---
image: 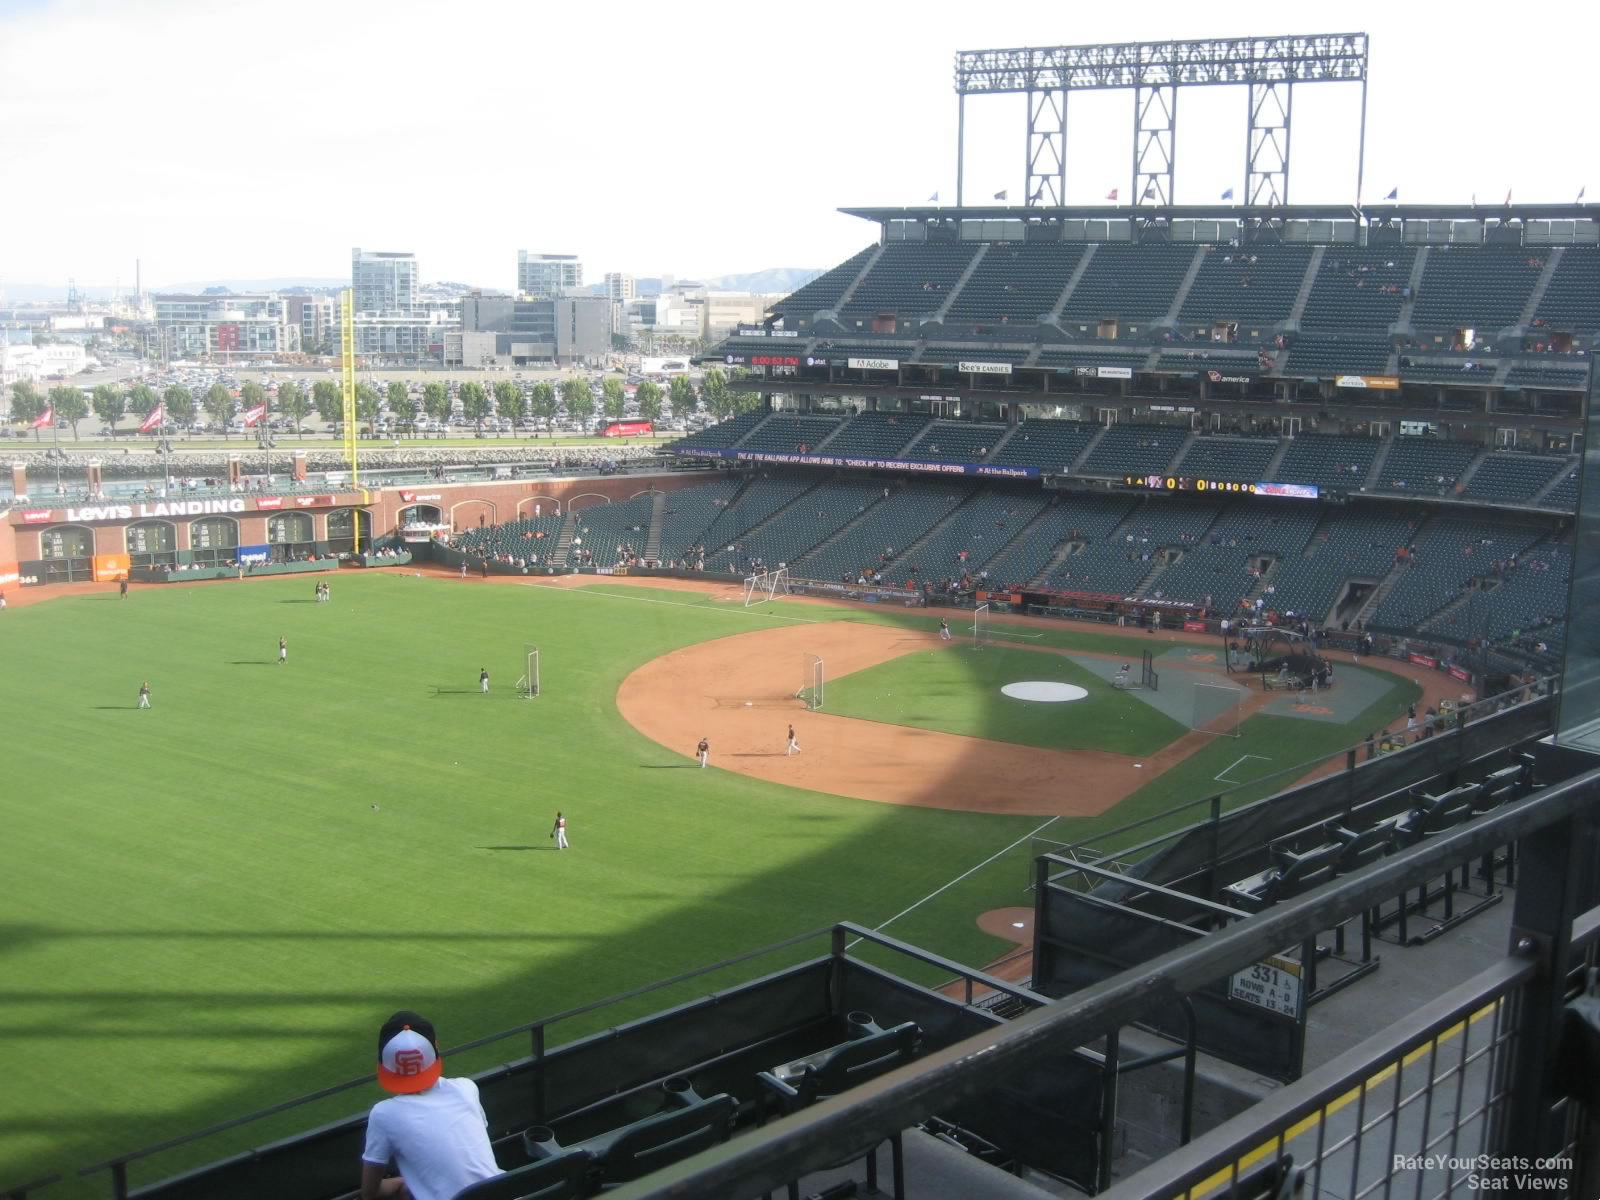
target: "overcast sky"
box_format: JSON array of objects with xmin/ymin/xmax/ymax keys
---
[{"xmin": 2, "ymin": 0, "xmax": 1596, "ymax": 292}]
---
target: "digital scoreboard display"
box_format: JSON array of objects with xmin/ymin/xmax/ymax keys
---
[{"xmin": 1122, "ymin": 475, "xmax": 1320, "ymax": 499}]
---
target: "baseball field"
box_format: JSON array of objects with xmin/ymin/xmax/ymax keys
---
[{"xmin": 0, "ymin": 572, "xmax": 1436, "ymax": 1195}]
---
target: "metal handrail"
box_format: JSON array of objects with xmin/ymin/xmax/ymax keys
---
[
  {"xmin": 75, "ymin": 915, "xmax": 1050, "ymax": 1190},
  {"xmin": 1100, "ymin": 901, "xmax": 1600, "ymax": 1199},
  {"xmin": 74, "ymin": 925, "xmax": 837, "ymax": 1182},
  {"xmin": 604, "ymin": 763, "xmax": 1600, "ymax": 1199}
]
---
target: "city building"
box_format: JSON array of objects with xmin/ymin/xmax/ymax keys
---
[
  {"xmin": 352, "ymin": 249, "xmax": 418, "ymax": 312},
  {"xmin": 151, "ymin": 294, "xmax": 301, "ymax": 361},
  {"xmin": 341, "ymin": 306, "xmax": 457, "ymax": 361},
  {"xmin": 605, "ymin": 272, "xmax": 636, "ymax": 303},
  {"xmin": 0, "ymin": 342, "xmax": 92, "ymax": 385},
  {"xmin": 517, "ymin": 252, "xmax": 582, "ymax": 299},
  {"xmin": 284, "ymin": 296, "xmax": 335, "ymax": 355},
  {"xmin": 450, "ymin": 294, "xmax": 609, "ymax": 366}
]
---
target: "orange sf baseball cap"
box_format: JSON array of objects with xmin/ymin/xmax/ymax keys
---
[{"xmin": 376, "ymin": 1011, "xmax": 442, "ymax": 1094}]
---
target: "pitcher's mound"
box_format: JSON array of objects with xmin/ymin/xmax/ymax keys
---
[{"xmin": 1001, "ymin": 681, "xmax": 1088, "ymax": 703}]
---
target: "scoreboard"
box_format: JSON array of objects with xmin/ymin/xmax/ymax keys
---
[{"xmin": 1122, "ymin": 475, "xmax": 1320, "ymax": 499}]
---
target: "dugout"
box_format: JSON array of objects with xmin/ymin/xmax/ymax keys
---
[
  {"xmin": 111, "ymin": 926, "xmax": 1112, "ymax": 1200},
  {"xmin": 1030, "ymin": 693, "xmax": 1555, "ymax": 1083}
]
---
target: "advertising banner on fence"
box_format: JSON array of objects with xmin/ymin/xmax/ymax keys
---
[
  {"xmin": 1408, "ymin": 652, "xmax": 1438, "ymax": 669},
  {"xmin": 0, "ymin": 561, "xmax": 18, "ymax": 587},
  {"xmin": 1447, "ymin": 665, "xmax": 1472, "ymax": 682},
  {"xmin": 238, "ymin": 545, "xmax": 271, "ymax": 564},
  {"xmin": 1096, "ymin": 365, "xmax": 1134, "ymax": 379},
  {"xmin": 679, "ymin": 447, "xmax": 1038, "ymax": 479},
  {"xmin": 959, "ymin": 361, "xmax": 1013, "ymax": 375},
  {"xmin": 91, "ymin": 554, "xmax": 131, "ymax": 582},
  {"xmin": 1184, "ymin": 619, "xmax": 1207, "ymax": 632},
  {"xmin": 847, "ymin": 357, "xmax": 899, "ymax": 371},
  {"xmin": 1334, "ymin": 375, "xmax": 1401, "ymax": 390}
]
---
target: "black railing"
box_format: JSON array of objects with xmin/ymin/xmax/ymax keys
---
[
  {"xmin": 604, "ymin": 763, "xmax": 1600, "ymax": 1199},
  {"xmin": 1099, "ymin": 903, "xmax": 1600, "ymax": 1199}
]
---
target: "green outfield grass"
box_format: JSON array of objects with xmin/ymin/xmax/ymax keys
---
[
  {"xmin": 0, "ymin": 576, "xmax": 1045, "ymax": 1195},
  {"xmin": 0, "ymin": 581, "xmax": 1422, "ymax": 1195},
  {"xmin": 825, "ymin": 645, "xmax": 1186, "ymax": 755}
]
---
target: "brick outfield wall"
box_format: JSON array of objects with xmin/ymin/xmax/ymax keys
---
[{"xmin": 5, "ymin": 471, "xmax": 720, "ymax": 559}]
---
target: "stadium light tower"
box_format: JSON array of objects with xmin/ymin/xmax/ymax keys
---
[{"xmin": 953, "ymin": 33, "xmax": 1369, "ymax": 208}]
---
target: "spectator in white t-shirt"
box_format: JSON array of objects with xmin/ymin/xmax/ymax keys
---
[{"xmin": 360, "ymin": 1011, "xmax": 503, "ymax": 1200}]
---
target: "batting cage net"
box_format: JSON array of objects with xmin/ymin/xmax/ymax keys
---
[
  {"xmin": 516, "ymin": 644, "xmax": 541, "ymax": 698},
  {"xmin": 797, "ymin": 654, "xmax": 825, "ymax": 710}
]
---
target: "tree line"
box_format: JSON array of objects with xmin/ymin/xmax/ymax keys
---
[{"xmin": 6, "ymin": 367, "xmax": 759, "ymax": 440}]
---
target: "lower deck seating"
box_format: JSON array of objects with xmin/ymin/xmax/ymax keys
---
[
  {"xmin": 655, "ymin": 477, "xmax": 743, "ymax": 562},
  {"xmin": 1264, "ymin": 511, "xmax": 1416, "ymax": 623},
  {"xmin": 892, "ymin": 492, "xmax": 1049, "ymax": 584},
  {"xmin": 981, "ymin": 495, "xmax": 1136, "ymax": 589},
  {"xmin": 1149, "ymin": 506, "xmax": 1320, "ymax": 613},
  {"xmin": 796, "ymin": 483, "xmax": 969, "ymax": 584},
  {"xmin": 695, "ymin": 476, "xmax": 818, "ymax": 564},
  {"xmin": 1372, "ymin": 518, "xmax": 1545, "ymax": 630},
  {"xmin": 452, "ymin": 513, "xmax": 566, "ymax": 565},
  {"xmin": 570, "ymin": 495, "xmax": 658, "ymax": 567},
  {"xmin": 1046, "ymin": 504, "xmax": 1220, "ymax": 595},
  {"xmin": 706, "ymin": 479, "xmax": 885, "ymax": 573}
]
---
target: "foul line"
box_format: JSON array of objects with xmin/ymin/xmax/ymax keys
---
[
  {"xmin": 518, "ymin": 581, "xmax": 823, "ymax": 624},
  {"xmin": 1215, "ymin": 754, "xmax": 1271, "ymax": 784},
  {"xmin": 849, "ymin": 814, "xmax": 1063, "ymax": 949}
]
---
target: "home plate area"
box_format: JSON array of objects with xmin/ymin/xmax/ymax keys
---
[{"xmin": 1000, "ymin": 681, "xmax": 1089, "ymax": 703}]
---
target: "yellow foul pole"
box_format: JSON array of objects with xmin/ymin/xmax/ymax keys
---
[{"xmin": 340, "ymin": 289, "xmax": 361, "ymax": 552}]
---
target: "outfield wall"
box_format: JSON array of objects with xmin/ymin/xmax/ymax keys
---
[{"xmin": 4, "ymin": 470, "xmax": 719, "ymax": 583}]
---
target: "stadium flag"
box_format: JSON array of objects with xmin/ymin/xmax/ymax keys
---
[
  {"xmin": 1578, "ymin": 186, "xmax": 1587, "ymax": 203},
  {"xmin": 32, "ymin": 406, "xmax": 54, "ymax": 429},
  {"xmin": 1504, "ymin": 188, "xmax": 1513, "ymax": 206},
  {"xmin": 138, "ymin": 403, "xmax": 166, "ymax": 433},
  {"xmin": 242, "ymin": 403, "xmax": 268, "ymax": 427},
  {"xmin": 1105, "ymin": 187, "xmax": 1119, "ymax": 201},
  {"xmin": 992, "ymin": 189, "xmax": 1008, "ymax": 201},
  {"xmin": 1142, "ymin": 184, "xmax": 1156, "ymax": 200},
  {"xmin": 927, "ymin": 191, "xmax": 939, "ymax": 202},
  {"xmin": 1384, "ymin": 187, "xmax": 1399, "ymax": 201},
  {"xmin": 1220, "ymin": 187, "xmax": 1234, "ymax": 201}
]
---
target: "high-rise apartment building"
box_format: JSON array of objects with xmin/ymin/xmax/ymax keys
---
[
  {"xmin": 517, "ymin": 252, "xmax": 582, "ymax": 299},
  {"xmin": 605, "ymin": 272, "xmax": 636, "ymax": 303},
  {"xmin": 352, "ymin": 248, "xmax": 418, "ymax": 312}
]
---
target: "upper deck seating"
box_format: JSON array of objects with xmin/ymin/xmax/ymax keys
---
[
  {"xmin": 1412, "ymin": 246, "xmax": 1543, "ymax": 332},
  {"xmin": 1179, "ymin": 246, "xmax": 1313, "ymax": 328},
  {"xmin": 1300, "ymin": 248, "xmax": 1416, "ymax": 332},
  {"xmin": 1079, "ymin": 425, "xmax": 1189, "ymax": 477},
  {"xmin": 945, "ymin": 243, "xmax": 1087, "ymax": 326},
  {"xmin": 989, "ymin": 419, "xmax": 1099, "ymax": 471}
]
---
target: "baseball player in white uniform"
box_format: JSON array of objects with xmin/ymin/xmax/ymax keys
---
[
  {"xmin": 479, "ymin": 667, "xmax": 490, "ymax": 695},
  {"xmin": 278, "ymin": 637, "xmax": 288, "ymax": 665},
  {"xmin": 697, "ymin": 737, "xmax": 709, "ymax": 768},
  {"xmin": 786, "ymin": 724, "xmax": 800, "ymax": 755},
  {"xmin": 550, "ymin": 811, "xmax": 568, "ymax": 849}
]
